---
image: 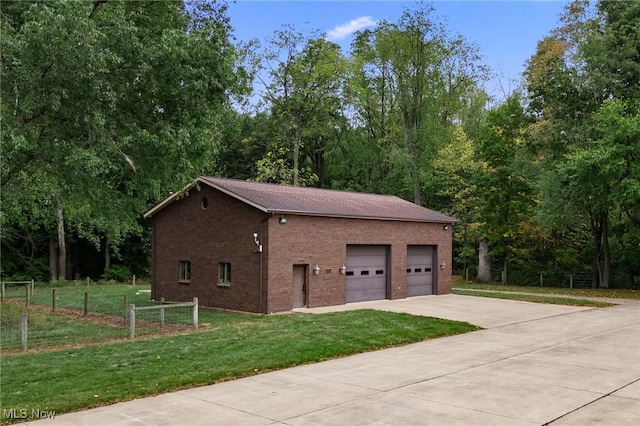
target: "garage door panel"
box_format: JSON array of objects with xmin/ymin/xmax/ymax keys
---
[
  {"xmin": 407, "ymin": 246, "xmax": 434, "ymax": 296},
  {"xmin": 346, "ymin": 245, "xmax": 387, "ymax": 303}
]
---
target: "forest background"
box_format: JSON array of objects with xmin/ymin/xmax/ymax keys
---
[{"xmin": 2, "ymin": 0, "xmax": 638, "ymax": 288}]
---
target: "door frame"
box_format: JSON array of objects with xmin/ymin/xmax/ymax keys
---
[{"xmin": 292, "ymin": 264, "xmax": 308, "ymax": 308}]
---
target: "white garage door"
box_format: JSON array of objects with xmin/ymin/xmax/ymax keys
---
[
  {"xmin": 407, "ymin": 245, "xmax": 434, "ymax": 296},
  {"xmin": 345, "ymin": 245, "xmax": 388, "ymax": 303}
]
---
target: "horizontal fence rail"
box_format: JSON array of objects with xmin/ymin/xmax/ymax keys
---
[
  {"xmin": 129, "ymin": 298, "xmax": 198, "ymax": 339},
  {"xmin": 1, "ymin": 280, "xmax": 35, "ymax": 303}
]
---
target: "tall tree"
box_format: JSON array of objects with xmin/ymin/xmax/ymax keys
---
[
  {"xmin": 1, "ymin": 0, "xmax": 244, "ymax": 279},
  {"xmin": 475, "ymin": 95, "xmax": 534, "ymax": 283},
  {"xmin": 255, "ymin": 27, "xmax": 347, "ymax": 186},
  {"xmin": 349, "ymin": 3, "xmax": 486, "ymax": 204}
]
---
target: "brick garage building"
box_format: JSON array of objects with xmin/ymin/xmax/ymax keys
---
[{"xmin": 144, "ymin": 177, "xmax": 457, "ymax": 313}]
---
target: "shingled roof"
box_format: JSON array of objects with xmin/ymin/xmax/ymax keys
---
[{"xmin": 144, "ymin": 177, "xmax": 457, "ymax": 223}]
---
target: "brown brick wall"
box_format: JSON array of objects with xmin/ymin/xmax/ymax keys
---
[
  {"xmin": 151, "ymin": 186, "xmax": 453, "ymax": 313},
  {"xmin": 151, "ymin": 186, "xmax": 267, "ymax": 312},
  {"xmin": 264, "ymin": 215, "xmax": 452, "ymax": 313}
]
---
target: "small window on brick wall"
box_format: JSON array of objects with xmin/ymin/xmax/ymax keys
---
[
  {"xmin": 179, "ymin": 261, "xmax": 191, "ymax": 283},
  {"xmin": 218, "ymin": 263, "xmax": 231, "ymax": 287}
]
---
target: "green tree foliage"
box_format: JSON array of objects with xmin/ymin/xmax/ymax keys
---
[
  {"xmin": 253, "ymin": 27, "xmax": 347, "ymax": 186},
  {"xmin": 348, "ymin": 3, "xmax": 487, "ymax": 204},
  {"xmin": 1, "ymin": 0, "xmax": 244, "ymax": 279},
  {"xmin": 524, "ymin": 0, "xmax": 640, "ymax": 287},
  {"xmin": 475, "ymin": 95, "xmax": 535, "ymax": 282}
]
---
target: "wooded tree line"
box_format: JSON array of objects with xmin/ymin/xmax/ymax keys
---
[{"xmin": 2, "ymin": 0, "xmax": 638, "ymax": 288}]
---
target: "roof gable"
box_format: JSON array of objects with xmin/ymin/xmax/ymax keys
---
[{"xmin": 145, "ymin": 177, "xmax": 457, "ymax": 223}]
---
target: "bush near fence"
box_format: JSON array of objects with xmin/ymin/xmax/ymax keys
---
[{"xmin": 0, "ymin": 281, "xmax": 197, "ymax": 352}]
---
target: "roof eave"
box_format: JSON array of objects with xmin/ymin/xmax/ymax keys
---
[
  {"xmin": 268, "ymin": 209, "xmax": 458, "ymax": 223},
  {"xmin": 197, "ymin": 177, "xmax": 269, "ymax": 213},
  {"xmin": 143, "ymin": 180, "xmax": 199, "ymax": 219},
  {"xmin": 144, "ymin": 177, "xmax": 271, "ymax": 219},
  {"xmin": 144, "ymin": 177, "xmax": 459, "ymax": 225}
]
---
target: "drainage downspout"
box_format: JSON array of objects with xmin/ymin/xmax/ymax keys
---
[{"xmin": 259, "ymin": 215, "xmax": 271, "ymax": 314}]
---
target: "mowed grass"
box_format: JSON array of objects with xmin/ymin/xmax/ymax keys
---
[
  {"xmin": 0, "ymin": 304, "xmax": 132, "ymax": 351},
  {"xmin": 1, "ymin": 309, "xmax": 480, "ymax": 420},
  {"xmin": 453, "ymin": 280, "xmax": 640, "ymax": 300},
  {"xmin": 1, "ymin": 284, "xmax": 174, "ymax": 352},
  {"xmin": 25, "ymin": 282, "xmax": 158, "ymax": 314},
  {"xmin": 452, "ymin": 289, "xmax": 614, "ymax": 307}
]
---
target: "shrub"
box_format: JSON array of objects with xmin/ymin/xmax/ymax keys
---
[{"xmin": 102, "ymin": 265, "xmax": 131, "ymax": 282}]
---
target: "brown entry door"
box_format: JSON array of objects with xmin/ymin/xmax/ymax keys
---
[{"xmin": 292, "ymin": 265, "xmax": 306, "ymax": 308}]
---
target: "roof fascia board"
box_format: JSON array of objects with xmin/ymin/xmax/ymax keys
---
[
  {"xmin": 197, "ymin": 177, "xmax": 269, "ymax": 213},
  {"xmin": 269, "ymin": 210, "xmax": 458, "ymax": 223},
  {"xmin": 143, "ymin": 180, "xmax": 200, "ymax": 218}
]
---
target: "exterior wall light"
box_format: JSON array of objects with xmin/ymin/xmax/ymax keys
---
[
  {"xmin": 440, "ymin": 261, "xmax": 446, "ymax": 270},
  {"xmin": 313, "ymin": 264, "xmax": 320, "ymax": 275},
  {"xmin": 279, "ymin": 215, "xmax": 287, "ymax": 224},
  {"xmin": 339, "ymin": 264, "xmax": 347, "ymax": 274},
  {"xmin": 443, "ymin": 224, "xmax": 449, "ymax": 231},
  {"xmin": 253, "ymin": 232, "xmax": 262, "ymax": 253}
]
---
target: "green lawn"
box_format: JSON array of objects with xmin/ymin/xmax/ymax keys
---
[
  {"xmin": 452, "ymin": 289, "xmax": 613, "ymax": 307},
  {"xmin": 1, "ymin": 304, "xmax": 126, "ymax": 351},
  {"xmin": 0, "ymin": 309, "xmax": 479, "ymax": 421},
  {"xmin": 26, "ymin": 282, "xmax": 158, "ymax": 315},
  {"xmin": 452, "ymin": 280, "xmax": 640, "ymax": 300},
  {"xmin": 1, "ymin": 284, "xmax": 181, "ymax": 352}
]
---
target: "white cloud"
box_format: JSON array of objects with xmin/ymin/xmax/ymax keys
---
[{"xmin": 326, "ymin": 16, "xmax": 377, "ymax": 41}]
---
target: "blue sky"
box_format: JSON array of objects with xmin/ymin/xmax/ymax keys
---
[{"xmin": 226, "ymin": 0, "xmax": 569, "ymax": 100}]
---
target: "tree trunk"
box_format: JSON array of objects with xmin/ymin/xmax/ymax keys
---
[
  {"xmin": 104, "ymin": 236, "xmax": 111, "ymax": 274},
  {"xmin": 56, "ymin": 207, "xmax": 67, "ymax": 280},
  {"xmin": 413, "ymin": 178, "xmax": 421, "ymax": 206},
  {"xmin": 49, "ymin": 235, "xmax": 57, "ymax": 282},
  {"xmin": 477, "ymin": 239, "xmax": 492, "ymax": 282},
  {"xmin": 293, "ymin": 127, "xmax": 302, "ymax": 186},
  {"xmin": 293, "ymin": 141, "xmax": 299, "ymax": 186},
  {"xmin": 601, "ymin": 212, "xmax": 610, "ymax": 288},
  {"xmin": 590, "ymin": 210, "xmax": 611, "ymax": 288},
  {"xmin": 502, "ymin": 259, "xmax": 507, "ymax": 284}
]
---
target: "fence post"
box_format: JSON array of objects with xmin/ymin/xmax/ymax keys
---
[
  {"xmin": 133, "ymin": 275, "xmax": 136, "ymax": 286},
  {"xmin": 159, "ymin": 296, "xmax": 165, "ymax": 327},
  {"xmin": 570, "ymin": 275, "xmax": 574, "ymax": 289},
  {"xmin": 193, "ymin": 297, "xmax": 198, "ymax": 330},
  {"xmin": 52, "ymin": 288, "xmax": 56, "ymax": 312},
  {"xmin": 129, "ymin": 304, "xmax": 136, "ymax": 339},
  {"xmin": 31, "ymin": 279, "xmax": 35, "ymax": 296},
  {"xmin": 21, "ymin": 313, "xmax": 28, "ymax": 351},
  {"xmin": 540, "ymin": 273, "xmax": 543, "ymax": 287},
  {"xmin": 84, "ymin": 292, "xmax": 89, "ymax": 317}
]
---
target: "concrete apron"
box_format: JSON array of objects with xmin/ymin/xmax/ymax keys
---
[{"xmin": 24, "ymin": 295, "xmax": 640, "ymax": 426}]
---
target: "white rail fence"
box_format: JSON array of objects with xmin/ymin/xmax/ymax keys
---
[{"xmin": 129, "ymin": 297, "xmax": 198, "ymax": 339}]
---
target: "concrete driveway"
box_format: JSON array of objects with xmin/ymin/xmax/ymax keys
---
[{"xmin": 24, "ymin": 294, "xmax": 640, "ymax": 425}]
